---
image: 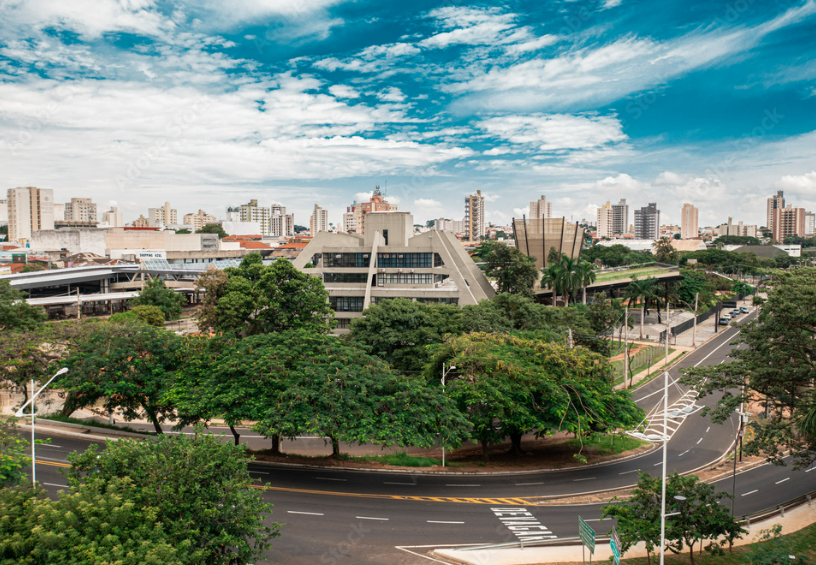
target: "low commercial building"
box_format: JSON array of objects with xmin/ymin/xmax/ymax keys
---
[{"xmin": 293, "ymin": 212, "xmax": 494, "ymax": 331}]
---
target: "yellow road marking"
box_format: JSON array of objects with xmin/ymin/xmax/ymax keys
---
[{"xmin": 39, "ymin": 460, "xmax": 547, "ymax": 506}]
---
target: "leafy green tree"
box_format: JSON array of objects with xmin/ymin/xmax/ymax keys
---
[
  {"xmin": 0, "ymin": 280, "xmax": 46, "ymax": 332},
  {"xmin": 682, "ymin": 268, "xmax": 816, "ymax": 467},
  {"xmin": 0, "ymin": 417, "xmax": 33, "ymax": 488},
  {"xmin": 576, "ymin": 260, "xmax": 596, "ymax": 304},
  {"xmin": 195, "ymin": 223, "xmax": 228, "ymax": 238},
  {"xmin": 349, "ymin": 298, "xmax": 463, "ymax": 372},
  {"xmin": 581, "ymin": 244, "xmax": 652, "ymax": 268},
  {"xmin": 624, "ymin": 277, "xmax": 661, "ymax": 338},
  {"xmin": 130, "ymin": 304, "xmax": 165, "ymax": 326},
  {"xmin": 653, "ymin": 236, "xmax": 679, "ymax": 264},
  {"xmin": 540, "ymin": 261, "xmax": 565, "ymax": 306},
  {"xmin": 584, "ymin": 291, "xmax": 626, "ymax": 340},
  {"xmin": 547, "ymin": 246, "xmax": 561, "ymax": 266},
  {"xmin": 175, "ymin": 228, "xmax": 192, "ymax": 234},
  {"xmin": 131, "ymin": 278, "xmax": 186, "ymax": 320},
  {"xmin": 677, "ymin": 269, "xmax": 715, "ymax": 306},
  {"xmin": 20, "ymin": 264, "xmax": 47, "ymax": 273},
  {"xmin": 65, "ymin": 431, "xmax": 279, "ymax": 564},
  {"xmin": 717, "ymin": 234, "xmax": 762, "ymax": 246},
  {"xmin": 602, "ymin": 471, "xmax": 744, "ymax": 565},
  {"xmin": 196, "ymin": 254, "xmax": 335, "ymax": 336},
  {"xmin": 58, "ymin": 323, "xmax": 184, "ymax": 433},
  {"xmin": 733, "ymin": 280, "xmax": 753, "ymax": 296},
  {"xmin": 428, "ymin": 333, "xmax": 642, "ymax": 460},
  {"xmin": 251, "ymin": 330, "xmax": 470, "ymax": 456},
  {"xmin": 482, "ymin": 244, "xmax": 538, "ymax": 297}
]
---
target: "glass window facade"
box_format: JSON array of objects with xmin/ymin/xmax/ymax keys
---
[
  {"xmin": 329, "ymin": 296, "xmax": 365, "ymax": 312},
  {"xmin": 415, "ymin": 297, "xmax": 459, "ymax": 304},
  {"xmin": 323, "ymin": 273, "xmax": 369, "ymax": 284},
  {"xmin": 376, "ymin": 253, "xmax": 443, "ymax": 268},
  {"xmin": 324, "ymin": 253, "xmax": 371, "ymax": 268},
  {"xmin": 381, "ymin": 273, "xmax": 434, "ymax": 285}
]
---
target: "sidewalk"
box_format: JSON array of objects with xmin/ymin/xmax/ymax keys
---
[{"xmin": 434, "ymin": 502, "xmax": 816, "ymax": 565}]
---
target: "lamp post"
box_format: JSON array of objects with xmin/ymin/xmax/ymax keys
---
[
  {"xmin": 15, "ymin": 367, "xmax": 69, "ymax": 486},
  {"xmin": 441, "ymin": 363, "xmax": 456, "ymax": 467}
]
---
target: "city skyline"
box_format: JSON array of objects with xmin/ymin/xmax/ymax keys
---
[{"xmin": 2, "ymin": 1, "xmax": 816, "ymax": 227}]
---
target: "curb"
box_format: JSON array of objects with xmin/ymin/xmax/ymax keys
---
[{"xmin": 37, "ymin": 418, "xmax": 150, "ymax": 438}]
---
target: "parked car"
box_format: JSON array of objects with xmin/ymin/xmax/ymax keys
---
[
  {"xmin": 719, "ymin": 317, "xmax": 730, "ymax": 325},
  {"xmin": 730, "ymin": 309, "xmax": 741, "ymax": 316},
  {"xmin": 721, "ymin": 313, "xmax": 731, "ymax": 320},
  {"xmin": 740, "ymin": 306, "xmax": 750, "ymax": 313}
]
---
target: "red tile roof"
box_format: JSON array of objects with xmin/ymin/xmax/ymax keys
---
[
  {"xmin": 239, "ymin": 241, "xmax": 272, "ymax": 249},
  {"xmin": 277, "ymin": 242, "xmax": 309, "ymax": 249}
]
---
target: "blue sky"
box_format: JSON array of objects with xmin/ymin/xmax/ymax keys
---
[{"xmin": 1, "ymin": 0, "xmax": 815, "ymax": 229}]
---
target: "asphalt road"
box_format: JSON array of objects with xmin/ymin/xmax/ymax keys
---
[{"xmin": 26, "ymin": 310, "xmax": 816, "ymax": 564}]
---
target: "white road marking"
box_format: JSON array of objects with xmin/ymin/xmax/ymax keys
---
[
  {"xmin": 37, "ymin": 456, "xmax": 69, "ymax": 463},
  {"xmin": 515, "ymin": 482, "xmax": 544, "ymax": 486},
  {"xmin": 697, "ymin": 438, "xmax": 703, "ymax": 444},
  {"xmin": 384, "ymin": 482, "xmax": 415, "ymax": 485},
  {"xmin": 315, "ymin": 477, "xmax": 346, "ymax": 481},
  {"xmin": 584, "ymin": 518, "xmax": 610, "ymax": 522},
  {"xmin": 654, "ymin": 462, "xmax": 663, "ymax": 466},
  {"xmin": 706, "ymin": 427, "xmax": 710, "ymax": 433},
  {"xmin": 678, "ymin": 450, "xmax": 690, "ymax": 456},
  {"xmin": 573, "ymin": 477, "xmax": 596, "ymax": 482},
  {"xmin": 356, "ymin": 516, "xmax": 389, "ymax": 521},
  {"xmin": 39, "ymin": 444, "xmax": 63, "ymax": 448},
  {"xmin": 43, "ymin": 482, "xmax": 68, "ymax": 488},
  {"xmin": 287, "ymin": 511, "xmax": 324, "ymax": 516},
  {"xmin": 806, "ymin": 467, "xmax": 816, "ymax": 473},
  {"xmin": 775, "ymin": 478, "xmax": 790, "ymax": 484},
  {"xmin": 741, "ymin": 490, "xmax": 758, "ymax": 496},
  {"xmin": 446, "ymin": 484, "xmax": 480, "ymax": 487},
  {"xmin": 619, "ymin": 469, "xmax": 639, "ymax": 475},
  {"xmin": 427, "ymin": 520, "xmax": 465, "ymax": 524}
]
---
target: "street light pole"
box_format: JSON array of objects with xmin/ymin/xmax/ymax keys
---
[
  {"xmin": 441, "ymin": 363, "xmax": 456, "ymax": 468},
  {"xmin": 659, "ymin": 369, "xmax": 668, "ymax": 565},
  {"xmin": 15, "ymin": 367, "xmax": 69, "ymax": 487}
]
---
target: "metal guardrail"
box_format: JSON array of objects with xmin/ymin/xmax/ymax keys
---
[{"xmin": 453, "ymin": 489, "xmax": 816, "ymax": 552}]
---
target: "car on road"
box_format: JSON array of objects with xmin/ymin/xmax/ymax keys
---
[
  {"xmin": 721, "ymin": 313, "xmax": 731, "ymax": 320},
  {"xmin": 740, "ymin": 306, "xmax": 750, "ymax": 313},
  {"xmin": 719, "ymin": 317, "xmax": 730, "ymax": 325},
  {"xmin": 730, "ymin": 309, "xmax": 741, "ymax": 316}
]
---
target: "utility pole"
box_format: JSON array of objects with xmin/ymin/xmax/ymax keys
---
[
  {"xmin": 623, "ymin": 307, "xmax": 629, "ymax": 388},
  {"xmin": 664, "ymin": 295, "xmax": 669, "ymax": 365},
  {"xmin": 76, "ymin": 287, "xmax": 81, "ymax": 320},
  {"xmin": 692, "ymin": 292, "xmax": 699, "ymax": 347}
]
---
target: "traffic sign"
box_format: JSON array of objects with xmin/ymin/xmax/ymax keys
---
[
  {"xmin": 610, "ymin": 527, "xmax": 621, "ymax": 565},
  {"xmin": 578, "ymin": 517, "xmax": 596, "ymax": 554}
]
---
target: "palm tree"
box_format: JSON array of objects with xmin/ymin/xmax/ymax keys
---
[
  {"xmin": 540, "ymin": 263, "xmax": 564, "ymax": 306},
  {"xmin": 624, "ymin": 277, "xmax": 657, "ymax": 339},
  {"xmin": 576, "ymin": 260, "xmax": 597, "ymax": 304},
  {"xmin": 558, "ymin": 256, "xmax": 582, "ymax": 305}
]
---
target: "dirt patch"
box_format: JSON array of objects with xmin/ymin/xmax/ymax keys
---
[{"xmin": 249, "ymin": 433, "xmax": 656, "ymax": 474}]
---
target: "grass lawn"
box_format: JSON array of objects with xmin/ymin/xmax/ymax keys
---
[
  {"xmin": 42, "ymin": 414, "xmax": 153, "ymax": 435},
  {"xmin": 612, "ymin": 347, "xmax": 674, "ymax": 385},
  {"xmin": 562, "ymin": 434, "xmax": 648, "ymax": 456},
  {"xmin": 350, "ymin": 451, "xmax": 465, "ymax": 467},
  {"xmin": 594, "ymin": 267, "xmax": 672, "ymax": 283},
  {"xmin": 612, "ymin": 521, "xmax": 816, "ymax": 565}
]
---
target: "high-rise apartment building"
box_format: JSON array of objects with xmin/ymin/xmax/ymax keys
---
[
  {"xmin": 309, "ymin": 204, "xmax": 329, "ymax": 235},
  {"xmin": 805, "ymin": 212, "xmax": 815, "ymax": 237},
  {"xmin": 0, "ymin": 199, "xmax": 7, "ymax": 225},
  {"xmin": 132, "ymin": 214, "xmax": 150, "ymax": 228},
  {"xmin": 767, "ymin": 190, "xmax": 785, "ymax": 231},
  {"xmin": 529, "ymin": 195, "xmax": 553, "ymax": 219},
  {"xmin": 52, "ymin": 203, "xmax": 64, "ymax": 221},
  {"xmin": 270, "ymin": 204, "xmax": 294, "ymax": 237},
  {"xmin": 183, "ymin": 210, "xmax": 217, "ymax": 232},
  {"xmin": 611, "ymin": 199, "xmax": 629, "ymax": 236},
  {"xmin": 433, "ymin": 218, "xmax": 465, "ymax": 233},
  {"xmin": 634, "ymin": 203, "xmax": 660, "ymax": 240},
  {"xmin": 240, "ymin": 199, "xmax": 271, "ymax": 235},
  {"xmin": 718, "ymin": 218, "xmax": 757, "ymax": 238},
  {"xmin": 772, "ymin": 204, "xmax": 806, "ymax": 242},
  {"xmin": 680, "ymin": 203, "xmax": 698, "ymax": 240},
  {"xmin": 353, "ymin": 186, "xmax": 397, "ymax": 235},
  {"xmin": 464, "ymin": 190, "xmax": 485, "ymax": 242},
  {"xmin": 64, "ymin": 197, "xmax": 98, "ymax": 222},
  {"xmin": 102, "ymin": 207, "xmax": 124, "ymax": 227},
  {"xmin": 596, "ymin": 201, "xmax": 613, "ymax": 238},
  {"xmin": 148, "ymin": 202, "xmax": 177, "ymax": 228},
  {"xmin": 7, "ymin": 187, "xmax": 55, "ymax": 241}
]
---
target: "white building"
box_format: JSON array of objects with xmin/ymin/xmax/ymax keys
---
[
  {"xmin": 805, "ymin": 212, "xmax": 815, "ymax": 237},
  {"xmin": 239, "ymin": 199, "xmax": 271, "ymax": 235},
  {"xmin": 7, "ymin": 187, "xmax": 55, "ymax": 241},
  {"xmin": 611, "ymin": 199, "xmax": 629, "ymax": 236},
  {"xmin": 0, "ymin": 199, "xmax": 7, "ymax": 225},
  {"xmin": 183, "ymin": 210, "xmax": 217, "ymax": 232},
  {"xmin": 64, "ymin": 198, "xmax": 98, "ymax": 222},
  {"xmin": 464, "ymin": 190, "xmax": 485, "ymax": 242},
  {"xmin": 310, "ymin": 204, "xmax": 329, "ymax": 235},
  {"xmin": 680, "ymin": 203, "xmax": 698, "ymax": 240},
  {"xmin": 529, "ymin": 195, "xmax": 553, "ymax": 219},
  {"xmin": 222, "ymin": 221, "xmax": 263, "ymax": 236},
  {"xmin": 270, "ymin": 204, "xmax": 294, "ymax": 237},
  {"xmin": 101, "ymin": 206, "xmax": 124, "ymax": 227},
  {"xmin": 52, "ymin": 203, "xmax": 65, "ymax": 221},
  {"xmin": 596, "ymin": 202, "xmax": 613, "ymax": 238},
  {"xmin": 293, "ymin": 212, "xmax": 494, "ymax": 332},
  {"xmin": 148, "ymin": 202, "xmax": 178, "ymax": 228},
  {"xmin": 341, "ymin": 211, "xmax": 356, "ymax": 234},
  {"xmin": 718, "ymin": 218, "xmax": 758, "ymax": 238}
]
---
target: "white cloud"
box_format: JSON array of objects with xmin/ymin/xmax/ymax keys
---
[
  {"xmin": 654, "ymin": 171, "xmax": 687, "ymax": 186},
  {"xmin": 446, "ymin": 2, "xmax": 816, "ymax": 112},
  {"xmin": 775, "ymin": 170, "xmax": 816, "ymax": 191},
  {"xmin": 313, "ymin": 42, "xmax": 420, "ymax": 74},
  {"xmin": 329, "ymin": 84, "xmax": 360, "ymax": 98},
  {"xmin": 420, "ymin": 7, "xmax": 519, "ymax": 49},
  {"xmin": 415, "ymin": 198, "xmax": 442, "ymax": 207},
  {"xmin": 378, "ymin": 87, "xmax": 406, "ymax": 102},
  {"xmin": 477, "ymin": 113, "xmax": 627, "ymax": 152},
  {"xmin": 602, "ymin": 0, "xmax": 623, "ymax": 9}
]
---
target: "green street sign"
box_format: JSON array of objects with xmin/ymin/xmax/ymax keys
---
[
  {"xmin": 610, "ymin": 526, "xmax": 621, "ymax": 565},
  {"xmin": 578, "ymin": 516, "xmax": 595, "ymax": 553}
]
